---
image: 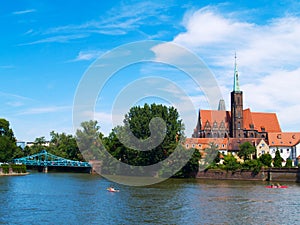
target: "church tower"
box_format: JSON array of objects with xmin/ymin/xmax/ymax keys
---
[{"xmin": 230, "ymin": 54, "xmax": 244, "ymax": 138}]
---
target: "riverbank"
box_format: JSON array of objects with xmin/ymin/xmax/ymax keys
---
[
  {"xmin": 197, "ymin": 168, "xmax": 300, "ymax": 182},
  {"xmin": 0, "ymin": 172, "xmax": 29, "ymax": 176}
]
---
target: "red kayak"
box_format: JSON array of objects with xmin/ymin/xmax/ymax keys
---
[{"xmin": 265, "ymin": 185, "xmax": 288, "ymax": 189}]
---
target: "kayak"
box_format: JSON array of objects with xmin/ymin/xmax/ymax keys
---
[
  {"xmin": 107, "ymin": 187, "xmax": 120, "ymax": 192},
  {"xmin": 265, "ymin": 185, "xmax": 288, "ymax": 189}
]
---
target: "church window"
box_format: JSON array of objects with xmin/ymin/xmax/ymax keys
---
[
  {"xmin": 198, "ymin": 144, "xmax": 202, "ymax": 147},
  {"xmin": 192, "ymin": 144, "xmax": 195, "ymax": 148},
  {"xmin": 238, "ymin": 122, "xmax": 241, "ymax": 129},
  {"xmin": 186, "ymin": 144, "xmax": 189, "ymax": 148}
]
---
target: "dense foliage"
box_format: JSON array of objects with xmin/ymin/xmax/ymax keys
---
[
  {"xmin": 101, "ymin": 103, "xmax": 198, "ymax": 177},
  {"xmin": 238, "ymin": 142, "xmax": 256, "ymax": 160},
  {"xmin": 0, "ymin": 119, "xmax": 22, "ymax": 162},
  {"xmin": 273, "ymin": 149, "xmax": 283, "ymax": 167}
]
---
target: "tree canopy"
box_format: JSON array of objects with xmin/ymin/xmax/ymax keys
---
[
  {"xmin": 0, "ymin": 118, "xmax": 20, "ymax": 162},
  {"xmin": 238, "ymin": 142, "xmax": 256, "ymax": 160}
]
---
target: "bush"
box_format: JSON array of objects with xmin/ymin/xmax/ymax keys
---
[
  {"xmin": 1, "ymin": 164, "xmax": 9, "ymax": 174},
  {"xmin": 0, "ymin": 164, "xmax": 26, "ymax": 174},
  {"xmin": 259, "ymin": 153, "xmax": 272, "ymax": 167},
  {"xmin": 223, "ymin": 154, "xmax": 241, "ymax": 171},
  {"xmin": 273, "ymin": 149, "xmax": 283, "ymax": 167},
  {"xmin": 285, "ymin": 158, "xmax": 293, "ymax": 168},
  {"xmin": 242, "ymin": 159, "xmax": 262, "ymax": 175}
]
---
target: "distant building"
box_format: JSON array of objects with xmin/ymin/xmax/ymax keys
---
[{"xmin": 186, "ymin": 55, "xmax": 300, "ymax": 164}]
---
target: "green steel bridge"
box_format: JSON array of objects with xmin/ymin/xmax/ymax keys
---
[{"xmin": 13, "ymin": 150, "xmax": 91, "ymax": 172}]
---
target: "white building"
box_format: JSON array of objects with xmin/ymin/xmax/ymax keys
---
[{"xmin": 268, "ymin": 132, "xmax": 300, "ymax": 166}]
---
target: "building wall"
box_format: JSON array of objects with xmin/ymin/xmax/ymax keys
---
[
  {"xmin": 269, "ymin": 146, "xmax": 291, "ymax": 161},
  {"xmin": 256, "ymin": 140, "xmax": 270, "ymax": 158}
]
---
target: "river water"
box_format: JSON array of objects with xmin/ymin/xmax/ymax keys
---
[{"xmin": 0, "ymin": 172, "xmax": 299, "ymax": 225}]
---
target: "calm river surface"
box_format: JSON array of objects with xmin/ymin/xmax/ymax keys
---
[{"xmin": 0, "ymin": 172, "xmax": 299, "ymax": 225}]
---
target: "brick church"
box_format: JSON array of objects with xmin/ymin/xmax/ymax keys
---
[{"xmin": 186, "ymin": 56, "xmax": 300, "ymax": 163}]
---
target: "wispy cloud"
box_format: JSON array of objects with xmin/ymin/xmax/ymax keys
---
[
  {"xmin": 12, "ymin": 9, "xmax": 36, "ymax": 15},
  {"xmin": 0, "ymin": 65, "xmax": 14, "ymax": 69},
  {"xmin": 18, "ymin": 2, "xmax": 173, "ymax": 46},
  {"xmin": 0, "ymin": 91, "xmax": 34, "ymax": 102},
  {"xmin": 18, "ymin": 106, "xmax": 71, "ymax": 115},
  {"xmin": 19, "ymin": 34, "xmax": 88, "ymax": 46},
  {"xmin": 44, "ymin": 1, "xmax": 172, "ymax": 36}
]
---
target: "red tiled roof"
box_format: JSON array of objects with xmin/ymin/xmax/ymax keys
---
[
  {"xmin": 246, "ymin": 110, "xmax": 281, "ymax": 132},
  {"xmin": 199, "ymin": 110, "xmax": 230, "ymax": 128},
  {"xmin": 268, "ymin": 132, "xmax": 300, "ymax": 147},
  {"xmin": 199, "ymin": 108, "xmax": 281, "ymax": 133}
]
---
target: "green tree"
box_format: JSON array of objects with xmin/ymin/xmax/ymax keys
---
[
  {"xmin": 204, "ymin": 142, "xmax": 219, "ymax": 166},
  {"xmin": 113, "ymin": 103, "xmax": 184, "ymax": 167},
  {"xmin": 28, "ymin": 136, "xmax": 48, "ymax": 154},
  {"xmin": 242, "ymin": 159, "xmax": 262, "ymax": 174},
  {"xmin": 0, "ymin": 118, "xmax": 20, "ymax": 162},
  {"xmin": 273, "ymin": 149, "xmax": 283, "ymax": 167},
  {"xmin": 238, "ymin": 142, "xmax": 256, "ymax": 160},
  {"xmin": 76, "ymin": 120, "xmax": 105, "ymax": 161},
  {"xmin": 102, "ymin": 103, "xmax": 191, "ymax": 176},
  {"xmin": 49, "ymin": 131, "xmax": 83, "ymax": 161},
  {"xmin": 285, "ymin": 158, "xmax": 293, "ymax": 168},
  {"xmin": 174, "ymin": 148, "xmax": 201, "ymax": 178},
  {"xmin": 223, "ymin": 153, "xmax": 240, "ymax": 171},
  {"xmin": 259, "ymin": 153, "xmax": 272, "ymax": 167}
]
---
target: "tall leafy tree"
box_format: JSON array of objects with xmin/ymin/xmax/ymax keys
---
[
  {"xmin": 0, "ymin": 118, "xmax": 20, "ymax": 162},
  {"xmin": 29, "ymin": 136, "xmax": 48, "ymax": 154},
  {"xmin": 259, "ymin": 153, "xmax": 272, "ymax": 167},
  {"xmin": 273, "ymin": 149, "xmax": 283, "ymax": 167},
  {"xmin": 49, "ymin": 131, "xmax": 83, "ymax": 161},
  {"xmin": 76, "ymin": 120, "xmax": 105, "ymax": 161},
  {"xmin": 102, "ymin": 103, "xmax": 197, "ymax": 177},
  {"xmin": 113, "ymin": 103, "xmax": 184, "ymax": 167},
  {"xmin": 238, "ymin": 142, "xmax": 256, "ymax": 160}
]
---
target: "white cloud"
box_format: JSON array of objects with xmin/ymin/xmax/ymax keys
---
[
  {"xmin": 73, "ymin": 50, "xmax": 103, "ymax": 61},
  {"xmin": 170, "ymin": 6, "xmax": 300, "ymax": 132}
]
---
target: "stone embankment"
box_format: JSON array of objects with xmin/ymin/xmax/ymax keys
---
[{"xmin": 197, "ymin": 168, "xmax": 300, "ymax": 182}]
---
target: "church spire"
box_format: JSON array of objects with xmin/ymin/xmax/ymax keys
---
[{"xmin": 233, "ymin": 53, "xmax": 240, "ymax": 92}]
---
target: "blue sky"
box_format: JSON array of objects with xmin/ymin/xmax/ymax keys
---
[{"xmin": 1, "ymin": 0, "xmax": 300, "ymax": 141}]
